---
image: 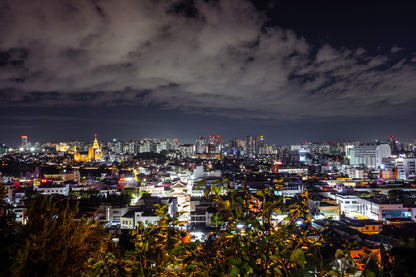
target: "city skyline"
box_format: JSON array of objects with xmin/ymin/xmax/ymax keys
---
[
  {"xmin": 6, "ymin": 133, "xmax": 412, "ymax": 150},
  {"xmin": 1, "ymin": 0, "xmax": 416, "ymax": 145}
]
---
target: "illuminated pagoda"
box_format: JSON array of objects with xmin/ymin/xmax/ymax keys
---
[{"xmin": 74, "ymin": 134, "xmax": 102, "ymax": 162}]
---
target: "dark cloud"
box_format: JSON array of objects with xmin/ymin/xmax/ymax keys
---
[{"xmin": 0, "ymin": 0, "xmax": 415, "ymax": 122}]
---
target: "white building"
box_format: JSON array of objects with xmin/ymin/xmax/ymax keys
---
[
  {"xmin": 396, "ymin": 158, "xmax": 416, "ymax": 179},
  {"xmin": 189, "ymin": 197, "xmax": 217, "ymax": 228},
  {"xmin": 171, "ymin": 181, "xmax": 190, "ymax": 215},
  {"xmin": 138, "ymin": 183, "xmax": 171, "ymax": 198},
  {"xmin": 336, "ymin": 194, "xmax": 359, "ymax": 217},
  {"xmin": 121, "ymin": 197, "xmax": 177, "ymax": 228},
  {"xmin": 192, "ymin": 166, "xmax": 222, "ymax": 180},
  {"xmin": 12, "ymin": 205, "xmax": 27, "ymax": 224},
  {"xmin": 97, "ymin": 204, "xmax": 128, "ymax": 225},
  {"xmin": 282, "ymin": 183, "xmax": 305, "ymax": 197},
  {"xmin": 345, "ymin": 145, "xmax": 354, "ymax": 159},
  {"xmin": 350, "ymin": 144, "xmax": 391, "ymax": 169},
  {"xmin": 347, "ymin": 168, "xmax": 366, "ymax": 179},
  {"xmin": 356, "ymin": 197, "xmax": 415, "ymax": 222},
  {"xmin": 35, "ymin": 184, "xmax": 69, "ymax": 196}
]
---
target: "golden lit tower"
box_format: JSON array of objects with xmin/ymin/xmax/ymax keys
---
[
  {"xmin": 89, "ymin": 134, "xmax": 102, "ymax": 161},
  {"xmin": 74, "ymin": 134, "xmax": 102, "ymax": 162}
]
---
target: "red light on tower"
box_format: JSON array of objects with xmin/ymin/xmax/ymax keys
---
[{"xmin": 21, "ymin": 136, "xmax": 28, "ymax": 148}]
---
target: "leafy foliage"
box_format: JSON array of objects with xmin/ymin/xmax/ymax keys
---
[
  {"xmin": 181, "ymin": 180, "xmax": 324, "ymax": 276},
  {"xmin": 0, "ymin": 184, "xmax": 21, "ymax": 277},
  {"xmin": 0, "ymin": 188, "xmax": 110, "ymax": 277},
  {"xmin": 88, "ymin": 205, "xmax": 192, "ymax": 277},
  {"xmin": 0, "ymin": 180, "xmax": 350, "ymax": 276}
]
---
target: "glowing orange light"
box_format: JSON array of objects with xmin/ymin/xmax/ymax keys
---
[{"xmin": 182, "ymin": 232, "xmax": 191, "ymax": 244}]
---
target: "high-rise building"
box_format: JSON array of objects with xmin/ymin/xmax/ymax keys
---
[
  {"xmin": 156, "ymin": 139, "xmax": 172, "ymax": 153},
  {"xmin": 139, "ymin": 139, "xmax": 154, "ymax": 153},
  {"xmin": 245, "ymin": 136, "xmax": 256, "ymax": 158},
  {"xmin": 195, "ymin": 136, "xmax": 220, "ymax": 155},
  {"xmin": 256, "ymin": 135, "xmax": 265, "ymax": 155},
  {"xmin": 195, "ymin": 136, "xmax": 208, "ymax": 154},
  {"xmin": 194, "ymin": 135, "xmax": 221, "ymax": 158},
  {"xmin": 21, "ymin": 136, "xmax": 28, "ymax": 149},
  {"xmin": 110, "ymin": 139, "xmax": 125, "ymax": 154},
  {"xmin": 388, "ymin": 136, "xmax": 399, "ymax": 153},
  {"xmin": 350, "ymin": 144, "xmax": 391, "ymax": 168},
  {"xmin": 128, "ymin": 140, "xmax": 138, "ymax": 154},
  {"xmin": 245, "ymin": 135, "xmax": 265, "ymax": 158}
]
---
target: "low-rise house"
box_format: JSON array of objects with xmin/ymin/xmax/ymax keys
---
[
  {"xmin": 97, "ymin": 203, "xmax": 128, "ymax": 225},
  {"xmin": 336, "ymin": 194, "xmax": 359, "ymax": 218},
  {"xmin": 346, "ymin": 219, "xmax": 382, "ymax": 235},
  {"xmin": 12, "ymin": 205, "xmax": 27, "ymax": 224},
  {"xmin": 349, "ymin": 247, "xmax": 381, "ymax": 275},
  {"xmin": 318, "ymin": 202, "xmax": 340, "ymax": 219},
  {"xmin": 133, "ymin": 206, "xmax": 161, "ymax": 227},
  {"xmin": 309, "ymin": 195, "xmax": 340, "ymax": 219},
  {"xmin": 120, "ymin": 210, "xmax": 135, "ymax": 229},
  {"xmin": 282, "ymin": 179, "xmax": 304, "ymax": 197},
  {"xmin": 2, "ymin": 183, "xmax": 18, "ymax": 202},
  {"xmin": 121, "ymin": 195, "xmax": 177, "ymax": 228},
  {"xmin": 138, "ymin": 183, "xmax": 171, "ymax": 197},
  {"xmin": 35, "ymin": 183, "xmax": 69, "ymax": 196},
  {"xmin": 189, "ymin": 197, "xmax": 217, "ymax": 229},
  {"xmin": 44, "ymin": 170, "xmax": 80, "ymax": 185}
]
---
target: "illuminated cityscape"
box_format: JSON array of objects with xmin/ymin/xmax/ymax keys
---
[
  {"xmin": 1, "ymin": 0, "xmax": 416, "ymax": 275},
  {"xmin": 2, "ymin": 133, "xmax": 416, "ymax": 274}
]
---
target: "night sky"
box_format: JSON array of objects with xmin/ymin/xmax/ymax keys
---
[{"xmin": 1, "ymin": 0, "xmax": 416, "ymax": 146}]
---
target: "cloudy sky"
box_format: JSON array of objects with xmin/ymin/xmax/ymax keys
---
[{"xmin": 1, "ymin": 0, "xmax": 416, "ymax": 146}]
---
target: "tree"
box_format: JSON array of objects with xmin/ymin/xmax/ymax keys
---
[
  {"xmin": 180, "ymin": 179, "xmax": 325, "ymax": 276},
  {"xmin": 88, "ymin": 204, "xmax": 192, "ymax": 277},
  {"xmin": 2, "ymin": 179, "xmax": 328, "ymax": 276},
  {"xmin": 0, "ymin": 184, "xmax": 21, "ymax": 277},
  {"xmin": 10, "ymin": 195, "xmax": 110, "ymax": 277}
]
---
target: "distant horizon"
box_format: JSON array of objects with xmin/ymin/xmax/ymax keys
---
[{"xmin": 1, "ymin": 133, "xmax": 413, "ymax": 149}]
